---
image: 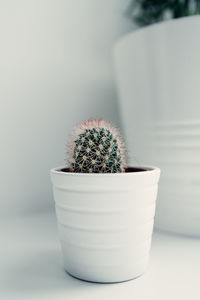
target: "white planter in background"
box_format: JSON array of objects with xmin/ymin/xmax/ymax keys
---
[
  {"xmin": 153, "ymin": 120, "xmax": 200, "ymax": 237},
  {"xmin": 50, "ymin": 166, "xmax": 160, "ymax": 283},
  {"xmin": 114, "ymin": 16, "xmax": 200, "ymax": 236}
]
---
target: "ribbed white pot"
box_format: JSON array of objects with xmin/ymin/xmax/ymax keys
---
[
  {"xmin": 50, "ymin": 166, "xmax": 160, "ymax": 283},
  {"xmin": 153, "ymin": 121, "xmax": 200, "ymax": 236},
  {"xmin": 114, "ymin": 16, "xmax": 200, "ymax": 163},
  {"xmin": 114, "ymin": 16, "xmax": 200, "ymax": 236}
]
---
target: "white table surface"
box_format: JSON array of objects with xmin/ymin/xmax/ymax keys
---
[{"xmin": 1, "ymin": 211, "xmax": 200, "ymax": 300}]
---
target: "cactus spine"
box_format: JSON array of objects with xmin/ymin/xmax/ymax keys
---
[{"xmin": 67, "ymin": 119, "xmax": 127, "ymax": 173}]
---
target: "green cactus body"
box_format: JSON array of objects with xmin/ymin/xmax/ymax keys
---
[{"xmin": 67, "ymin": 119, "xmax": 127, "ymax": 173}]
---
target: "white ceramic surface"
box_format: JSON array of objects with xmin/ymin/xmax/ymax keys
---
[
  {"xmin": 2, "ymin": 213, "xmax": 200, "ymax": 300},
  {"xmin": 114, "ymin": 16, "xmax": 200, "ymax": 164},
  {"xmin": 114, "ymin": 16, "xmax": 200, "ymax": 236},
  {"xmin": 152, "ymin": 121, "xmax": 200, "ymax": 236},
  {"xmin": 50, "ymin": 166, "xmax": 160, "ymax": 283}
]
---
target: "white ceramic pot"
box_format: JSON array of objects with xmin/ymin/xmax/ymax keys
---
[
  {"xmin": 153, "ymin": 121, "xmax": 200, "ymax": 236},
  {"xmin": 114, "ymin": 16, "xmax": 200, "ymax": 236},
  {"xmin": 114, "ymin": 16, "xmax": 200, "ymax": 164},
  {"xmin": 50, "ymin": 166, "xmax": 160, "ymax": 283}
]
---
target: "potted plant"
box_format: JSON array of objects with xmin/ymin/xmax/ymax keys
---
[
  {"xmin": 50, "ymin": 118, "xmax": 160, "ymax": 283},
  {"xmin": 114, "ymin": 1, "xmax": 200, "ymax": 236}
]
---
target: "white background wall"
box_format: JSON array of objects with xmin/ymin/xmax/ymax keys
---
[{"xmin": 0, "ymin": 0, "xmax": 133, "ymax": 217}]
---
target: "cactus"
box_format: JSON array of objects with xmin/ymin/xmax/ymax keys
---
[{"xmin": 67, "ymin": 119, "xmax": 127, "ymax": 173}]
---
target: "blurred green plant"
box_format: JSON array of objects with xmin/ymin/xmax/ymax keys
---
[{"xmin": 127, "ymin": 0, "xmax": 200, "ymax": 27}]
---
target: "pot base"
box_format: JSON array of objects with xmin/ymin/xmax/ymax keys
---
[
  {"xmin": 62, "ymin": 255, "xmax": 149, "ymax": 284},
  {"xmin": 65, "ymin": 269, "xmax": 145, "ymax": 284}
]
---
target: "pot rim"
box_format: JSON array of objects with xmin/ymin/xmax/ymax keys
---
[
  {"xmin": 50, "ymin": 165, "xmax": 160, "ymax": 177},
  {"xmin": 114, "ymin": 15, "xmax": 200, "ymax": 51}
]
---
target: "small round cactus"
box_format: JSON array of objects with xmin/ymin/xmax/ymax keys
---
[{"xmin": 67, "ymin": 119, "xmax": 127, "ymax": 173}]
